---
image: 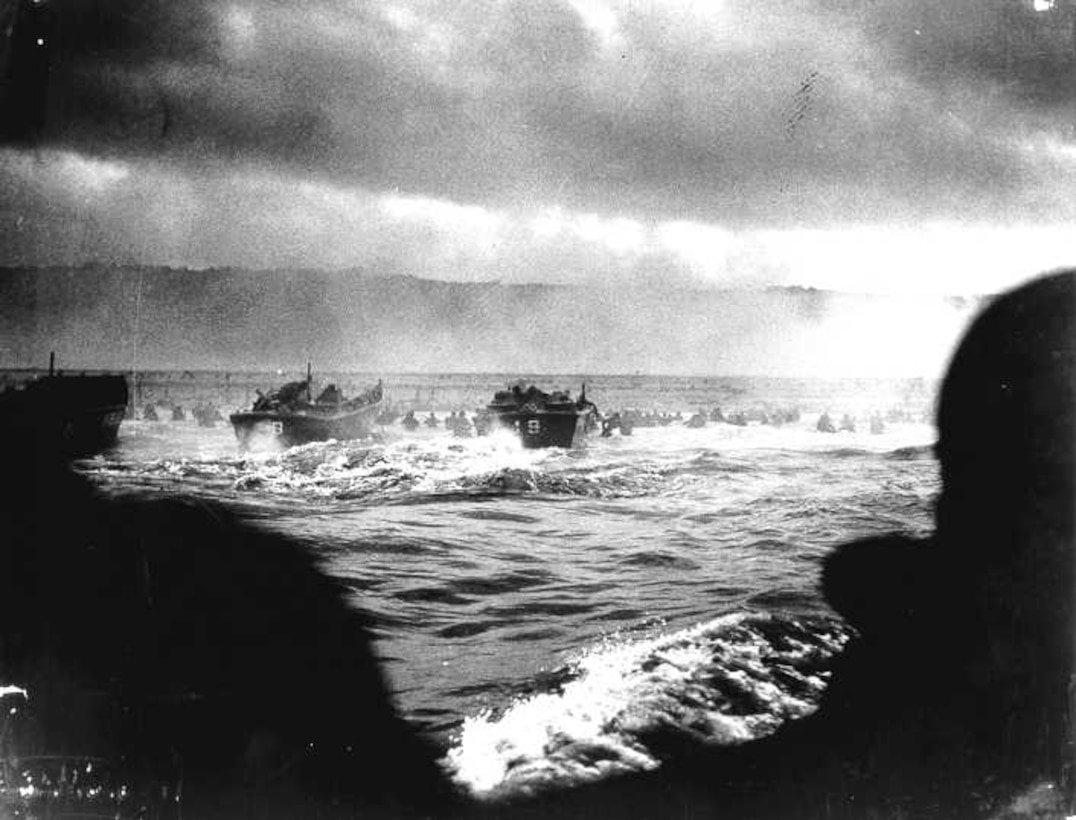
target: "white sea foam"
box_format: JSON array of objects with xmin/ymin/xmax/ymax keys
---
[{"xmin": 443, "ymin": 613, "xmax": 849, "ymax": 799}]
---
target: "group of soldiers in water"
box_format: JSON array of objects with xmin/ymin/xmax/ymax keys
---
[
  {"xmin": 392, "ymin": 408, "xmax": 494, "ymax": 437},
  {"xmin": 605, "ymin": 405, "xmax": 898, "ymax": 436},
  {"xmin": 611, "ymin": 405, "xmax": 805, "ymax": 432},
  {"xmin": 816, "ymin": 411, "xmax": 882, "ymax": 434},
  {"xmin": 816, "ymin": 406, "xmax": 929, "ymax": 434},
  {"xmin": 125, "ymin": 396, "xmax": 924, "ymax": 439},
  {"xmin": 366, "ymin": 402, "xmax": 923, "ymax": 439},
  {"xmin": 127, "ymin": 401, "xmax": 225, "ymax": 427}
]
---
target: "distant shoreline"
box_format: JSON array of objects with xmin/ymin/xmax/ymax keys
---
[
  {"xmin": 0, "ymin": 265, "xmax": 980, "ymax": 379},
  {"xmin": 1, "ymin": 369, "xmax": 938, "ymax": 418}
]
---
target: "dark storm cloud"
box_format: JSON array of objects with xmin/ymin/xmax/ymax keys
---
[
  {"xmin": 3, "ymin": 0, "xmax": 1072, "ymax": 375},
  {"xmin": 1, "ymin": 0, "xmax": 593, "ymax": 198},
  {"xmin": 1, "ymin": 0, "xmax": 351, "ymax": 161},
  {"xmin": 839, "ymin": 0, "xmax": 1076, "ymax": 108},
  {"xmin": 0, "ymin": 0, "xmax": 218, "ymax": 141},
  {"xmin": 507, "ymin": 13, "xmax": 1038, "ymax": 226},
  {"xmin": 1, "ymin": 0, "xmax": 1071, "ymax": 227}
]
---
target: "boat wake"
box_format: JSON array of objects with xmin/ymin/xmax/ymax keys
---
[{"xmin": 442, "ymin": 612, "xmax": 851, "ymax": 800}]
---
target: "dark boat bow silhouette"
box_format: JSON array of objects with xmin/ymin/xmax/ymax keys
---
[{"xmin": 0, "ymin": 353, "xmax": 127, "ymax": 458}]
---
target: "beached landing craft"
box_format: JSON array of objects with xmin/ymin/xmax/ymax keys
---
[
  {"xmin": 486, "ymin": 383, "xmax": 600, "ymax": 448},
  {"xmin": 0, "ymin": 353, "xmax": 127, "ymax": 457},
  {"xmin": 229, "ymin": 366, "xmax": 383, "ymax": 450}
]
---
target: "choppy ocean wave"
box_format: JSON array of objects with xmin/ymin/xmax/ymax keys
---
[{"xmin": 89, "ymin": 420, "xmax": 937, "ymax": 508}]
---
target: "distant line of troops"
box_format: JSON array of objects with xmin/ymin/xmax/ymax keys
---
[{"xmin": 126, "ymin": 399, "xmax": 927, "ymax": 437}]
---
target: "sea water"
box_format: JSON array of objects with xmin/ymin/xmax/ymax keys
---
[{"xmin": 69, "ymin": 371, "xmax": 938, "ymax": 799}]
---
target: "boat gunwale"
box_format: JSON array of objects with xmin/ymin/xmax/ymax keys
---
[{"xmin": 230, "ymin": 405, "xmax": 379, "ymax": 422}]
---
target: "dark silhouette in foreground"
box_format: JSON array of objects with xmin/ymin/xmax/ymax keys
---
[
  {"xmin": 481, "ymin": 271, "xmax": 1075, "ymax": 818},
  {"xmin": 0, "ymin": 437, "xmax": 454, "ymax": 817}
]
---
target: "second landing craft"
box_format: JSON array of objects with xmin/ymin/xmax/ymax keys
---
[{"xmin": 486, "ymin": 383, "xmax": 599, "ymax": 449}]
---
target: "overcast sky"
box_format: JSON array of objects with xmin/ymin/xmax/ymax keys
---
[{"xmin": 1, "ymin": 0, "xmax": 1074, "ymax": 294}]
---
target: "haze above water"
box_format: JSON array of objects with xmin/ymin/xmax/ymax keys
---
[{"xmin": 0, "ymin": 266, "xmax": 984, "ymax": 379}]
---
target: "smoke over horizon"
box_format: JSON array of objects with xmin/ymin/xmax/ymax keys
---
[{"xmin": 0, "ymin": 265, "xmax": 983, "ymax": 379}]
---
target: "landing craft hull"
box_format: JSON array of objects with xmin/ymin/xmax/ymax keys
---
[
  {"xmin": 230, "ymin": 404, "xmax": 380, "ymax": 450},
  {"xmin": 61, "ymin": 404, "xmax": 127, "ymax": 455},
  {"xmin": 0, "ymin": 374, "xmax": 128, "ymax": 458},
  {"xmin": 488, "ymin": 408, "xmax": 591, "ymax": 449}
]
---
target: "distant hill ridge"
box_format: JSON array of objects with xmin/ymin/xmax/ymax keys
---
[{"xmin": 0, "ymin": 265, "xmax": 984, "ymax": 376}]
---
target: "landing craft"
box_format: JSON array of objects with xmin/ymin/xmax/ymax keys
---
[
  {"xmin": 487, "ymin": 383, "xmax": 600, "ymax": 448},
  {"xmin": 229, "ymin": 364, "xmax": 383, "ymax": 451},
  {"xmin": 0, "ymin": 353, "xmax": 127, "ymax": 457}
]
